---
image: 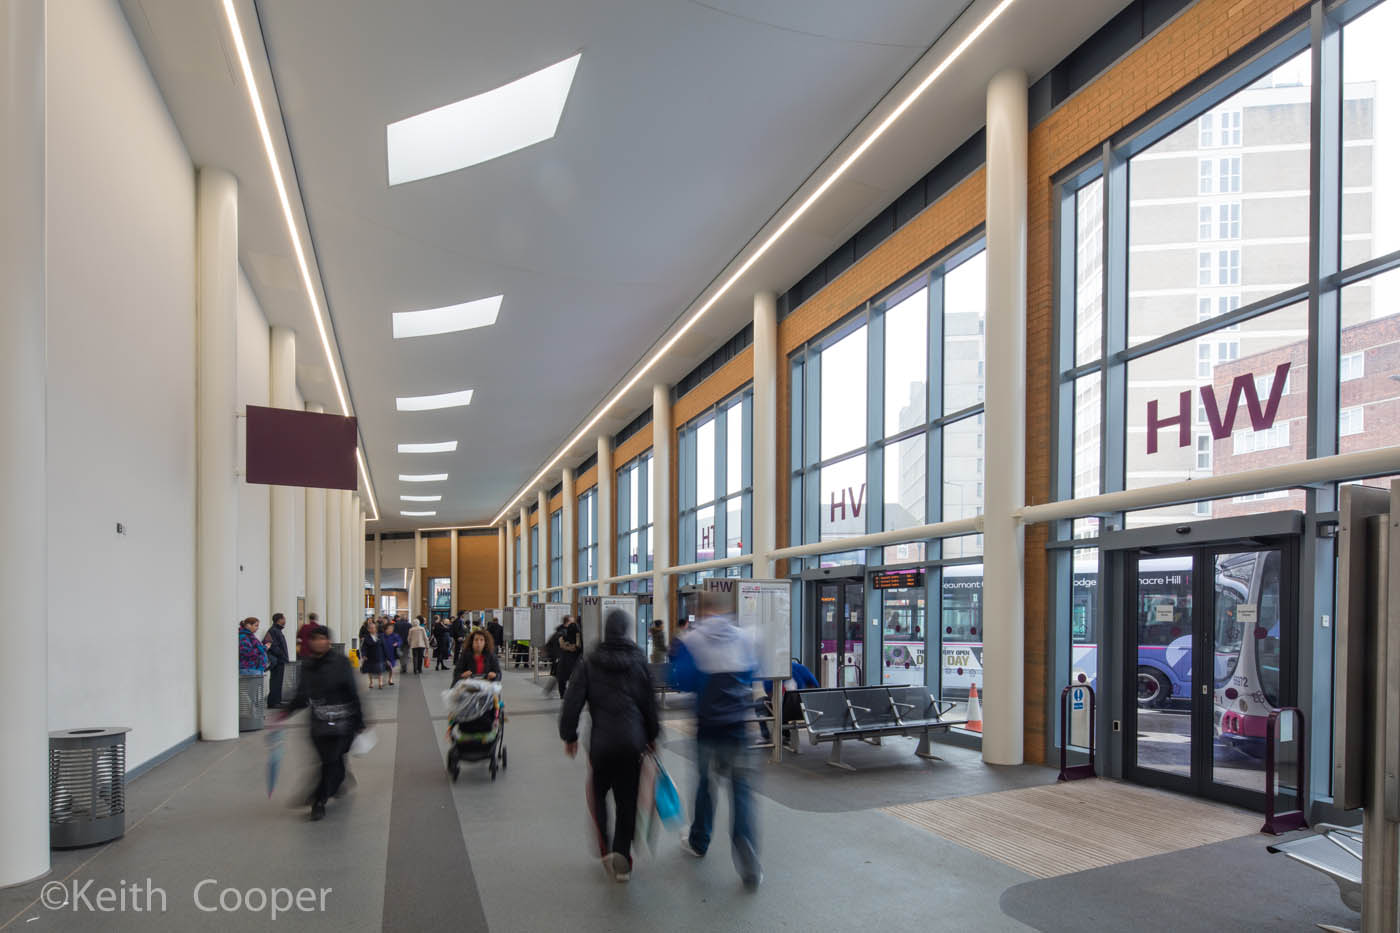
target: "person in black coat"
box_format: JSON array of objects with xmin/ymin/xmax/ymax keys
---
[
  {"xmin": 559, "ymin": 611, "xmax": 660, "ymax": 882},
  {"xmin": 262, "ymin": 613, "xmax": 291, "ymax": 707},
  {"xmin": 277, "ymin": 626, "xmax": 365, "ymax": 821},
  {"xmin": 487, "ymin": 617, "xmax": 506, "ymax": 663},
  {"xmin": 394, "ymin": 616, "xmax": 412, "ymax": 673},
  {"xmin": 432, "ymin": 618, "xmax": 452, "ymax": 670},
  {"xmin": 452, "ymin": 628, "xmax": 503, "ymax": 684}
]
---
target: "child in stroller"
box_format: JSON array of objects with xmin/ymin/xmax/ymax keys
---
[{"xmin": 443, "ymin": 678, "xmax": 507, "ymax": 781}]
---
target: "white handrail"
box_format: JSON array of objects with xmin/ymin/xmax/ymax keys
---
[
  {"xmin": 767, "ymin": 516, "xmax": 982, "ymax": 562},
  {"xmin": 663, "ymin": 554, "xmax": 756, "ymax": 577}
]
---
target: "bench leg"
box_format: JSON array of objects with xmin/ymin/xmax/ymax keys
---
[
  {"xmin": 915, "ymin": 729, "xmax": 942, "ymax": 761},
  {"xmin": 826, "ymin": 738, "xmax": 856, "ymax": 771}
]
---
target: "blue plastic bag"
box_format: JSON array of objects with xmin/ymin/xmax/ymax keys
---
[{"xmin": 652, "ymin": 754, "xmax": 683, "ymax": 829}]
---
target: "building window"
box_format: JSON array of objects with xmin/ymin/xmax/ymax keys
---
[
  {"xmin": 616, "ymin": 451, "xmax": 654, "ymax": 576},
  {"xmin": 679, "ymin": 389, "xmax": 753, "ymax": 575},
  {"xmin": 1340, "ymin": 351, "xmax": 1365, "ymax": 382},
  {"xmin": 1196, "ymin": 434, "xmax": 1212, "ymax": 470},
  {"xmin": 1232, "ymin": 420, "xmax": 1291, "ymax": 455},
  {"xmin": 550, "ymin": 508, "xmax": 563, "ymax": 590},
  {"xmin": 1339, "ymin": 406, "xmax": 1365, "ymax": 437},
  {"xmin": 577, "ymin": 487, "xmax": 598, "ymax": 584},
  {"xmin": 530, "ymin": 523, "xmax": 539, "ymax": 591}
]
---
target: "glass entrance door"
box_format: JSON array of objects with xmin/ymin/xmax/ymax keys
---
[
  {"xmin": 814, "ymin": 581, "xmax": 865, "ymax": 687},
  {"xmin": 1125, "ymin": 542, "xmax": 1294, "ymax": 808},
  {"xmin": 881, "ymin": 587, "xmax": 926, "ymax": 686}
]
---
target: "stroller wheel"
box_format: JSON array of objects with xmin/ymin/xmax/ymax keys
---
[
  {"xmin": 490, "ymin": 762, "xmax": 498, "ymax": 780},
  {"xmin": 502, "ymin": 746, "xmax": 508, "ymax": 769}
]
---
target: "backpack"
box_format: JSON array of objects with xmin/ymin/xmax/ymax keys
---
[{"xmin": 546, "ymin": 630, "xmax": 563, "ymax": 662}]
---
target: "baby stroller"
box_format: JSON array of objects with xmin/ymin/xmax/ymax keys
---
[{"xmin": 443, "ymin": 679, "xmax": 507, "ymax": 781}]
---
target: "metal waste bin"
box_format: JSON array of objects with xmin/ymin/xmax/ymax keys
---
[
  {"xmin": 49, "ymin": 728, "xmax": 130, "ymax": 848},
  {"xmin": 281, "ymin": 660, "xmax": 300, "ymax": 703},
  {"xmin": 239, "ymin": 673, "xmax": 266, "ymax": 731}
]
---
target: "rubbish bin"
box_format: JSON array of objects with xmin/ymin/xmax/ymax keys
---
[
  {"xmin": 49, "ymin": 727, "xmax": 131, "ymax": 848},
  {"xmin": 281, "ymin": 660, "xmax": 300, "ymax": 703},
  {"xmin": 239, "ymin": 673, "xmax": 266, "ymax": 732}
]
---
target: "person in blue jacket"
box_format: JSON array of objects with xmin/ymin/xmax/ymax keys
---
[
  {"xmin": 669, "ymin": 612, "xmax": 763, "ymax": 889},
  {"xmin": 758, "ymin": 659, "xmax": 818, "ymax": 745}
]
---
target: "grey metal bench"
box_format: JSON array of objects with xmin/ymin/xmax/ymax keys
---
[{"xmin": 796, "ymin": 685, "xmax": 967, "ymax": 770}]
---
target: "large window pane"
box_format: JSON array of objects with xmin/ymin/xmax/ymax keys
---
[
  {"xmin": 725, "ymin": 495, "xmax": 742, "ymax": 558},
  {"xmin": 1128, "ymin": 53, "xmax": 1311, "ymax": 346},
  {"xmin": 1340, "ymin": 264, "xmax": 1400, "ymax": 465},
  {"xmin": 1073, "ymin": 372, "xmax": 1102, "ymax": 539},
  {"xmin": 1342, "ymin": 1, "xmax": 1400, "ymax": 266},
  {"xmin": 940, "ymin": 563, "xmax": 984, "ymax": 711},
  {"xmin": 884, "ymin": 433, "xmax": 926, "ymax": 532},
  {"xmin": 1125, "ymin": 302, "xmax": 1308, "ymax": 525},
  {"xmin": 884, "ymin": 288, "xmax": 928, "ymax": 434},
  {"xmin": 1070, "ymin": 549, "xmax": 1099, "ymax": 689},
  {"xmin": 819, "ymin": 454, "xmax": 867, "ymax": 543},
  {"xmin": 726, "ymin": 400, "xmax": 744, "ymax": 496},
  {"xmin": 696, "ymin": 505, "xmax": 716, "ymax": 562},
  {"xmin": 943, "ymin": 414, "xmax": 984, "ymax": 559},
  {"xmin": 820, "ymin": 327, "xmax": 867, "ymax": 459},
  {"xmin": 697, "ymin": 419, "xmax": 716, "ymax": 505},
  {"xmin": 1076, "ymin": 178, "xmax": 1105, "ymax": 366},
  {"xmin": 944, "ymin": 253, "xmax": 987, "ymax": 413}
]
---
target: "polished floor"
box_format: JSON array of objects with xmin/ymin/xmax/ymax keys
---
[{"xmin": 0, "ymin": 666, "xmax": 1357, "ymax": 932}]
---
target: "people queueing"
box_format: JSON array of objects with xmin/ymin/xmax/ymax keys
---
[
  {"xmin": 381, "ymin": 620, "xmax": 401, "ymax": 687},
  {"xmin": 555, "ymin": 615, "xmax": 582, "ymax": 699},
  {"xmin": 276, "ymin": 625, "xmax": 365, "ymax": 822},
  {"xmin": 558, "ymin": 610, "xmax": 660, "ymax": 884},
  {"xmin": 296, "ymin": 612, "xmax": 321, "ymax": 658},
  {"xmin": 262, "ymin": 613, "xmax": 290, "ymax": 708},
  {"xmin": 670, "ymin": 610, "xmax": 764, "ymax": 888},
  {"xmin": 432, "ymin": 616, "xmax": 452, "ymax": 670},
  {"xmin": 407, "ymin": 618, "xmax": 429, "ymax": 674},
  {"xmin": 238, "ymin": 617, "xmax": 268, "ymax": 676},
  {"xmin": 360, "ymin": 620, "xmax": 386, "ymax": 689},
  {"xmin": 453, "ymin": 628, "xmax": 501, "ymax": 684}
]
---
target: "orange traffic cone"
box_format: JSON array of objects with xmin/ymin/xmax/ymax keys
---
[{"xmin": 965, "ymin": 683, "xmax": 983, "ymax": 733}]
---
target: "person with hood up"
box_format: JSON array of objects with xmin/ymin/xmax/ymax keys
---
[
  {"xmin": 558, "ymin": 610, "xmax": 660, "ymax": 884},
  {"xmin": 669, "ymin": 611, "xmax": 763, "ymax": 889}
]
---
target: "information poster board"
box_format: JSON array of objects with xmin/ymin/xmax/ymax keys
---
[
  {"xmin": 600, "ymin": 595, "xmax": 638, "ymax": 644},
  {"xmin": 737, "ymin": 580, "xmax": 792, "ymax": 680},
  {"xmin": 543, "ymin": 602, "xmax": 570, "ymax": 646},
  {"xmin": 512, "ymin": 607, "xmax": 533, "ymax": 645}
]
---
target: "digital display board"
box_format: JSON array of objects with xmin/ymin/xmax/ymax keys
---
[{"xmin": 870, "ymin": 569, "xmax": 926, "ymax": 590}]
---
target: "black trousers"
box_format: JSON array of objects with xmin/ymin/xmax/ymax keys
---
[
  {"xmin": 266, "ymin": 663, "xmax": 285, "ymax": 708},
  {"xmin": 590, "ymin": 752, "xmax": 641, "ymax": 863},
  {"xmin": 556, "ymin": 657, "xmax": 578, "ymax": 698},
  {"xmin": 412, "ymin": 647, "xmax": 425, "ymax": 673},
  {"xmin": 312, "ymin": 734, "xmax": 351, "ymax": 804}
]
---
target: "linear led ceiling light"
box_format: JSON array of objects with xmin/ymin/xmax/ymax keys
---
[
  {"xmin": 393, "ymin": 295, "xmax": 503, "ymax": 339},
  {"xmin": 386, "ymin": 53, "xmax": 581, "ymax": 185},
  {"xmin": 492, "ymin": 0, "xmax": 1017, "ymax": 526},
  {"xmin": 400, "ymin": 473, "xmax": 448, "ymax": 483},
  {"xmin": 397, "ymin": 441, "xmax": 459, "ymax": 454},
  {"xmin": 395, "ymin": 389, "xmax": 474, "ymax": 412},
  {"xmin": 401, "ymin": 511, "xmax": 438, "ymax": 517},
  {"xmin": 400, "ymin": 494, "xmax": 443, "ymax": 502},
  {"xmin": 221, "ymin": 0, "xmax": 379, "ymax": 521}
]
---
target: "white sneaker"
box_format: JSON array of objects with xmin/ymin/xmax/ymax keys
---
[
  {"xmin": 602, "ymin": 852, "xmax": 630, "ymax": 882},
  {"xmin": 679, "ymin": 835, "xmax": 705, "ymax": 858}
]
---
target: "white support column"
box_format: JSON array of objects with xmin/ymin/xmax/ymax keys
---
[
  {"xmin": 449, "ymin": 530, "xmax": 459, "ymax": 617},
  {"xmin": 562, "ymin": 468, "xmax": 577, "ymax": 596},
  {"xmin": 981, "ymin": 69, "xmax": 1028, "ymax": 766},
  {"xmin": 409, "ymin": 528, "xmax": 421, "ymax": 619},
  {"xmin": 519, "ymin": 505, "xmax": 530, "ymax": 602},
  {"xmin": 538, "ymin": 490, "xmax": 550, "ymax": 597},
  {"xmin": 304, "ymin": 403, "xmax": 326, "ymax": 639},
  {"xmin": 0, "ymin": 0, "xmax": 48, "ymax": 885},
  {"xmin": 357, "ymin": 507, "xmax": 366, "ymax": 625},
  {"xmin": 269, "ymin": 327, "xmax": 297, "ymax": 626},
  {"xmin": 497, "ymin": 525, "xmax": 507, "ymax": 607},
  {"xmin": 752, "ymin": 291, "xmax": 778, "ymax": 577},
  {"xmin": 325, "ymin": 489, "xmax": 342, "ymax": 642},
  {"xmin": 344, "ymin": 493, "xmax": 358, "ymax": 634},
  {"xmin": 195, "ymin": 167, "xmax": 240, "ymax": 742},
  {"xmin": 504, "ymin": 519, "xmax": 515, "ymax": 606},
  {"xmin": 373, "ymin": 532, "xmax": 382, "ymax": 618},
  {"xmin": 597, "ymin": 436, "xmax": 615, "ymax": 594},
  {"xmin": 652, "ymin": 384, "xmax": 673, "ymax": 628}
]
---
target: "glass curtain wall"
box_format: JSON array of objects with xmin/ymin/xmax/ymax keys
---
[
  {"xmin": 549, "ymin": 508, "xmax": 562, "ymax": 602},
  {"xmin": 577, "ymin": 487, "xmax": 598, "ymax": 597},
  {"xmin": 678, "ymin": 388, "xmax": 754, "ymax": 580},
  {"xmin": 1051, "ymin": 0, "xmax": 1400, "ymax": 757},
  {"xmin": 616, "ymin": 453, "xmax": 655, "ymax": 626}
]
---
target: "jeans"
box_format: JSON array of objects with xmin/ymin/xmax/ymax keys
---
[
  {"xmin": 589, "ymin": 752, "xmax": 641, "ymax": 863},
  {"xmin": 688, "ymin": 734, "xmax": 761, "ymax": 882}
]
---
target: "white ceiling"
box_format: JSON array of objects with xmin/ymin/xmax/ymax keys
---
[{"xmin": 122, "ymin": 0, "xmax": 1132, "ymax": 532}]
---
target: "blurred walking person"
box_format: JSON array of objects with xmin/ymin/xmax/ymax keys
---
[
  {"xmin": 407, "ymin": 618, "xmax": 429, "ymax": 674},
  {"xmin": 559, "ymin": 611, "xmax": 659, "ymax": 883},
  {"xmin": 670, "ymin": 611, "xmax": 763, "ymax": 888},
  {"xmin": 276, "ymin": 625, "xmax": 365, "ymax": 821},
  {"xmin": 555, "ymin": 615, "xmax": 582, "ymax": 699}
]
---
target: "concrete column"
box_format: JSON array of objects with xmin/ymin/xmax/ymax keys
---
[
  {"xmin": 409, "ymin": 528, "xmax": 421, "ymax": 619},
  {"xmin": 449, "ymin": 530, "xmax": 459, "ymax": 616},
  {"xmin": 597, "ymin": 436, "xmax": 614, "ymax": 593},
  {"xmin": 373, "ymin": 532, "xmax": 382, "ymax": 617},
  {"xmin": 304, "ymin": 403, "xmax": 326, "ymax": 639},
  {"xmin": 538, "ymin": 490, "xmax": 550, "ymax": 597},
  {"xmin": 413, "ymin": 529, "xmax": 423, "ymax": 617},
  {"xmin": 519, "ymin": 505, "xmax": 530, "ymax": 602},
  {"xmin": 504, "ymin": 519, "xmax": 515, "ymax": 605},
  {"xmin": 981, "ymin": 70, "xmax": 1028, "ymax": 766},
  {"xmin": 357, "ymin": 506, "xmax": 366, "ymax": 626},
  {"xmin": 0, "ymin": 0, "xmax": 48, "ymax": 885},
  {"xmin": 562, "ymin": 468, "xmax": 576, "ymax": 594},
  {"xmin": 195, "ymin": 167, "xmax": 240, "ymax": 741},
  {"xmin": 652, "ymin": 385, "xmax": 673, "ymax": 629},
  {"xmin": 344, "ymin": 493, "xmax": 358, "ymax": 634},
  {"xmin": 497, "ymin": 525, "xmax": 506, "ymax": 607},
  {"xmin": 752, "ymin": 291, "xmax": 778, "ymax": 577},
  {"xmin": 269, "ymin": 327, "xmax": 297, "ymax": 627},
  {"xmin": 325, "ymin": 489, "xmax": 342, "ymax": 642}
]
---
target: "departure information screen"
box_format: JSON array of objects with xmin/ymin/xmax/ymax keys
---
[{"xmin": 870, "ymin": 569, "xmax": 925, "ymax": 590}]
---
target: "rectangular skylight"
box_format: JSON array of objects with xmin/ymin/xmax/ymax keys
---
[
  {"xmin": 400, "ymin": 495, "xmax": 442, "ymax": 502},
  {"xmin": 400, "ymin": 511, "xmax": 437, "ymax": 517},
  {"xmin": 399, "ymin": 474, "xmax": 448, "ymax": 483},
  {"xmin": 386, "ymin": 53, "xmax": 581, "ymax": 185},
  {"xmin": 397, "ymin": 440, "xmax": 459, "ymax": 453},
  {"xmin": 393, "ymin": 296, "xmax": 502, "ymax": 339},
  {"xmin": 395, "ymin": 389, "xmax": 474, "ymax": 411}
]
